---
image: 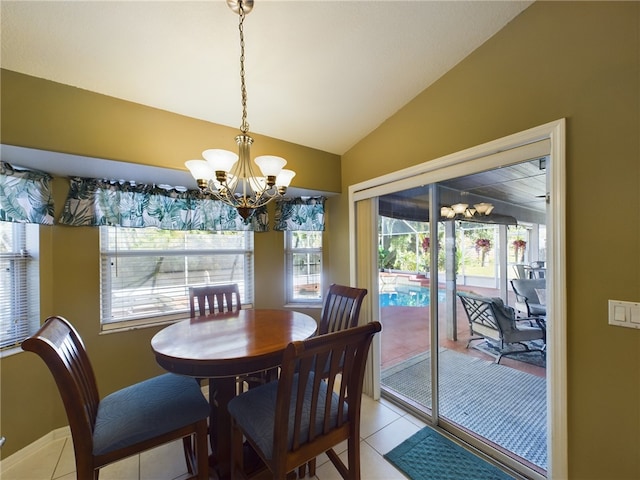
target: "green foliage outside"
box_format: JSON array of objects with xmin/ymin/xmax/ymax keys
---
[{"xmin": 378, "ymin": 217, "xmax": 531, "ymax": 277}]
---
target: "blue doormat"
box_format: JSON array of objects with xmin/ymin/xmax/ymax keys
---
[{"xmin": 384, "ymin": 427, "xmax": 514, "ymax": 480}]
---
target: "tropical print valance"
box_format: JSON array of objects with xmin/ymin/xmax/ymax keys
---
[
  {"xmin": 0, "ymin": 161, "xmax": 55, "ymax": 225},
  {"xmin": 59, "ymin": 177, "xmax": 268, "ymax": 232},
  {"xmin": 274, "ymin": 197, "xmax": 326, "ymax": 231}
]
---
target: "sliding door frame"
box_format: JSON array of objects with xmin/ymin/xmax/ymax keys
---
[{"xmin": 348, "ymin": 119, "xmax": 567, "ymax": 479}]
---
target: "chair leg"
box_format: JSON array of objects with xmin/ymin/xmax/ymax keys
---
[
  {"xmin": 348, "ymin": 437, "xmax": 361, "ymax": 480},
  {"xmin": 298, "ymin": 459, "xmax": 315, "ymax": 478},
  {"xmin": 182, "ymin": 435, "xmax": 195, "ymax": 474},
  {"xmin": 196, "ymin": 420, "xmax": 209, "ymax": 480},
  {"xmin": 77, "ymin": 460, "xmax": 98, "ymax": 480},
  {"xmin": 230, "ymin": 420, "xmax": 247, "ymax": 480}
]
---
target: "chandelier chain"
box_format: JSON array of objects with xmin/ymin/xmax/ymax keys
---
[{"xmin": 238, "ymin": 2, "xmax": 249, "ymax": 134}]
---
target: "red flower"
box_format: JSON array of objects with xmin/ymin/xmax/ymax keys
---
[
  {"xmin": 512, "ymin": 239, "xmax": 527, "ymax": 249},
  {"xmin": 475, "ymin": 238, "xmax": 491, "ymax": 251}
]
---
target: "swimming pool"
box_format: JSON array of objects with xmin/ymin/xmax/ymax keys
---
[{"xmin": 380, "ymin": 287, "xmax": 446, "ymax": 307}]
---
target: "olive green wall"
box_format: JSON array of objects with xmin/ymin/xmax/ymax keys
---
[
  {"xmin": 0, "ymin": 70, "xmax": 338, "ymax": 457},
  {"xmin": 333, "ymin": 2, "xmax": 639, "ymax": 479}
]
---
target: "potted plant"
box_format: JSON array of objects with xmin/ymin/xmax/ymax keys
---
[
  {"xmin": 475, "ymin": 238, "xmax": 492, "ymax": 267},
  {"xmin": 512, "ymin": 238, "xmax": 527, "ymax": 263}
]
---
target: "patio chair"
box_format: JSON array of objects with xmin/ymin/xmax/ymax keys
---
[
  {"xmin": 456, "ymin": 292, "xmax": 545, "ymax": 364},
  {"xmin": 513, "ymin": 264, "xmax": 528, "ymax": 279},
  {"xmin": 510, "ymin": 278, "xmax": 547, "ymax": 318},
  {"xmin": 21, "ymin": 316, "xmax": 209, "ymax": 479},
  {"xmin": 228, "ymin": 322, "xmax": 382, "ymax": 480}
]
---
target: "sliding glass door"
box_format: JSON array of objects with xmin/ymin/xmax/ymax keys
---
[
  {"xmin": 376, "ymin": 158, "xmax": 549, "ymax": 476},
  {"xmin": 378, "ymin": 185, "xmax": 434, "ymax": 412}
]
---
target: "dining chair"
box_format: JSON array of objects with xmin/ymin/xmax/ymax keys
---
[
  {"xmin": 21, "ymin": 316, "xmax": 209, "ymax": 480},
  {"xmin": 228, "ymin": 321, "xmax": 382, "ymax": 480},
  {"xmin": 189, "ymin": 282, "xmax": 259, "ymax": 454},
  {"xmin": 297, "ymin": 283, "xmax": 368, "ymax": 477},
  {"xmin": 189, "ymin": 283, "xmax": 242, "ymax": 317},
  {"xmin": 319, "ymin": 284, "xmax": 368, "ymax": 334}
]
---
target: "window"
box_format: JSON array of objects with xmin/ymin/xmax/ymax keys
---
[
  {"xmin": 100, "ymin": 227, "xmax": 253, "ymax": 328},
  {"xmin": 285, "ymin": 231, "xmax": 322, "ymax": 304},
  {"xmin": 0, "ymin": 221, "xmax": 40, "ymax": 350}
]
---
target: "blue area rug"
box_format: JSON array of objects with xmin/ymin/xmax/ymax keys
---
[{"xmin": 384, "ymin": 427, "xmax": 514, "ymax": 480}]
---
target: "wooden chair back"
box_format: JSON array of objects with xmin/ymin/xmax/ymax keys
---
[
  {"xmin": 230, "ymin": 321, "xmax": 382, "ymax": 479},
  {"xmin": 22, "ymin": 316, "xmax": 100, "ymax": 465},
  {"xmin": 319, "ymin": 284, "xmax": 367, "ymax": 335},
  {"xmin": 189, "ymin": 283, "xmax": 241, "ymax": 317}
]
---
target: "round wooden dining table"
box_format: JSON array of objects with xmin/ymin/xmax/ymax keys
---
[{"xmin": 151, "ymin": 309, "xmax": 317, "ymax": 479}]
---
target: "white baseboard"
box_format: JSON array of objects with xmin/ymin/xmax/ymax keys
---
[{"xmin": 0, "ymin": 426, "xmax": 71, "ymax": 472}]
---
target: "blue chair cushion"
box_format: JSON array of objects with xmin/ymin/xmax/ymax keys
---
[
  {"xmin": 93, "ymin": 373, "xmax": 209, "ymax": 456},
  {"xmin": 227, "ymin": 372, "xmax": 346, "ymax": 460}
]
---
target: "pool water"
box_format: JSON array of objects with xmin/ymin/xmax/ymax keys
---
[{"xmin": 380, "ymin": 287, "xmax": 446, "ymax": 307}]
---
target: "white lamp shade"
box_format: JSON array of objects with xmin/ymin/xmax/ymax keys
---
[
  {"xmin": 254, "ymin": 155, "xmax": 287, "ymax": 177},
  {"xmin": 185, "ymin": 160, "xmax": 214, "ymax": 180},
  {"xmin": 202, "ymin": 149, "xmax": 238, "ymax": 172},
  {"xmin": 452, "ymin": 203, "xmax": 468, "ymax": 214},
  {"xmin": 474, "ymin": 202, "xmax": 494, "ymax": 215},
  {"xmin": 276, "ymin": 169, "xmax": 296, "ymax": 187}
]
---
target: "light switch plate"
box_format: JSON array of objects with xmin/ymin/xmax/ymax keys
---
[{"xmin": 609, "ymin": 300, "xmax": 640, "ymax": 329}]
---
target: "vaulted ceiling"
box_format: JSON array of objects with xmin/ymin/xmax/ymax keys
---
[{"xmin": 1, "ymin": 0, "xmax": 532, "ymax": 155}]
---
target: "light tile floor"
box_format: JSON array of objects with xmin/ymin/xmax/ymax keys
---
[{"xmin": 1, "ymin": 395, "xmax": 426, "ymax": 480}]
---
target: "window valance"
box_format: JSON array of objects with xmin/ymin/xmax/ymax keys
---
[
  {"xmin": 274, "ymin": 197, "xmax": 325, "ymax": 231},
  {"xmin": 59, "ymin": 177, "xmax": 268, "ymax": 232},
  {"xmin": 0, "ymin": 161, "xmax": 55, "ymax": 225}
]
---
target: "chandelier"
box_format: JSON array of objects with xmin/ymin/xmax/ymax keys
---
[
  {"xmin": 440, "ymin": 202, "xmax": 494, "ymax": 219},
  {"xmin": 185, "ymin": 0, "xmax": 295, "ymax": 220}
]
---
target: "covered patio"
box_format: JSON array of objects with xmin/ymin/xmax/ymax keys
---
[{"xmin": 378, "ymin": 272, "xmax": 547, "ymax": 473}]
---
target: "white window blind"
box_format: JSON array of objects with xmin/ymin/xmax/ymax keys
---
[
  {"xmin": 100, "ymin": 227, "xmax": 254, "ymax": 327},
  {"xmin": 0, "ymin": 221, "xmax": 40, "ymax": 350},
  {"xmin": 285, "ymin": 231, "xmax": 322, "ymax": 304}
]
